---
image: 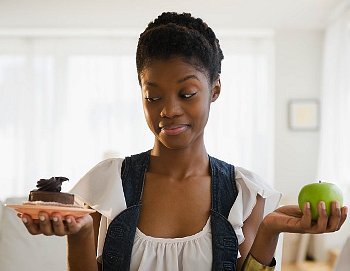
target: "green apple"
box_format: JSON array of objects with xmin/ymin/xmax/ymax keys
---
[{"xmin": 298, "ymin": 181, "xmax": 343, "ymax": 220}]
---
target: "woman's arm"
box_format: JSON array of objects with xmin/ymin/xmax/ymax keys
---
[
  {"xmin": 236, "ymin": 195, "xmax": 348, "ymax": 270},
  {"xmin": 92, "ymin": 212, "xmax": 103, "ymax": 271},
  {"xmin": 67, "ymin": 215, "xmax": 97, "ymax": 271},
  {"xmin": 67, "ymin": 211, "xmax": 102, "ymax": 271},
  {"xmin": 236, "ymin": 195, "xmax": 265, "ymax": 270},
  {"xmin": 22, "ymin": 210, "xmax": 102, "ymax": 271},
  {"xmin": 249, "ymin": 201, "xmax": 347, "ymax": 265}
]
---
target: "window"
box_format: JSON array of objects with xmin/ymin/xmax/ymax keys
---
[{"xmin": 0, "ymin": 33, "xmax": 275, "ymax": 200}]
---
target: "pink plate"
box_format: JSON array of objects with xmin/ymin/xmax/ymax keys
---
[{"xmin": 5, "ymin": 204, "xmax": 95, "ymax": 219}]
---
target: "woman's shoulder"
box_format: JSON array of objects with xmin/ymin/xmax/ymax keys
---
[
  {"xmin": 69, "ymin": 157, "xmax": 127, "ymax": 219},
  {"xmin": 234, "ymin": 166, "xmax": 278, "ymax": 198},
  {"xmin": 73, "ymin": 157, "xmax": 125, "ymax": 188},
  {"xmin": 91, "ymin": 157, "xmax": 124, "ymax": 172},
  {"xmin": 230, "ymin": 166, "xmax": 281, "ymax": 222},
  {"xmin": 228, "ymin": 166, "xmax": 281, "ymax": 245}
]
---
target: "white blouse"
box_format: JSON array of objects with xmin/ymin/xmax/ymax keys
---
[{"xmin": 70, "ymin": 158, "xmax": 281, "ymax": 271}]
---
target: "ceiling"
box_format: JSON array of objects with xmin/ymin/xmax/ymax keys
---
[{"xmin": 0, "ymin": 0, "xmax": 346, "ymax": 30}]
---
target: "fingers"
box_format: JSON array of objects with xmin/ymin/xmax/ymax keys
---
[
  {"xmin": 325, "ymin": 202, "xmax": 348, "ymax": 232},
  {"xmin": 315, "ymin": 201, "xmax": 348, "ymax": 233},
  {"xmin": 327, "ymin": 201, "xmax": 341, "ymax": 232},
  {"xmin": 21, "ymin": 214, "xmax": 41, "ymax": 235},
  {"xmin": 275, "ymin": 204, "xmax": 303, "ymax": 217},
  {"xmin": 300, "ymin": 201, "xmax": 348, "ymax": 234},
  {"xmin": 268, "ymin": 202, "xmax": 347, "ymax": 235},
  {"xmin": 338, "ymin": 205, "xmax": 348, "ymax": 229},
  {"xmin": 65, "ymin": 214, "xmax": 93, "ymax": 234},
  {"xmin": 20, "ymin": 212, "xmax": 92, "ymax": 237},
  {"xmin": 65, "ymin": 216, "xmax": 81, "ymax": 233},
  {"xmin": 38, "ymin": 212, "xmax": 55, "ymax": 235},
  {"xmin": 51, "ymin": 213, "xmax": 67, "ymax": 236},
  {"xmin": 315, "ymin": 201, "xmax": 328, "ymax": 233},
  {"xmin": 300, "ymin": 202, "xmax": 312, "ymax": 230},
  {"xmin": 300, "ymin": 201, "xmax": 330, "ymax": 233}
]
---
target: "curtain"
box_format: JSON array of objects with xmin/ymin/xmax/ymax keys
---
[
  {"xmin": 312, "ymin": 8, "xmax": 350, "ymax": 261},
  {"xmin": 0, "ymin": 34, "xmax": 274, "ymax": 201},
  {"xmin": 317, "ymin": 11, "xmax": 350, "ymax": 197},
  {"xmin": 206, "ymin": 36, "xmax": 275, "ymax": 183}
]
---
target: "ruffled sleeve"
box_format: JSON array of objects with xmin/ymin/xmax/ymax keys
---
[
  {"xmin": 69, "ymin": 158, "xmax": 126, "ymax": 219},
  {"xmin": 69, "ymin": 158, "xmax": 127, "ymax": 261},
  {"xmin": 228, "ymin": 167, "xmax": 282, "ymax": 254}
]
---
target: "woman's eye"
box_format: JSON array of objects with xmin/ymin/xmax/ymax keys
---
[
  {"xmin": 182, "ymin": 92, "xmax": 197, "ymax": 99},
  {"xmin": 145, "ymin": 97, "xmax": 160, "ymax": 102}
]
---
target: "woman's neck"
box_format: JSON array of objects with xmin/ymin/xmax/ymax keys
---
[{"xmin": 149, "ymin": 141, "xmax": 210, "ymax": 180}]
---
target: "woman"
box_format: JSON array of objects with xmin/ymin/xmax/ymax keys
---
[{"xmin": 21, "ymin": 12, "xmax": 348, "ymax": 271}]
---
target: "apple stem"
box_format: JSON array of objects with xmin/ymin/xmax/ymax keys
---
[{"xmin": 319, "ymin": 180, "xmax": 322, "ymax": 183}]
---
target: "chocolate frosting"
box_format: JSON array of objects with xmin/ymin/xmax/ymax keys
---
[{"xmin": 32, "ymin": 177, "xmax": 69, "ymax": 192}]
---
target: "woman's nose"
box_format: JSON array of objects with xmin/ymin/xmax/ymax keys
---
[{"xmin": 160, "ymin": 98, "xmax": 183, "ymax": 118}]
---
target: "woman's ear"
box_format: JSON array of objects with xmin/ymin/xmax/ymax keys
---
[{"xmin": 211, "ymin": 79, "xmax": 221, "ymax": 102}]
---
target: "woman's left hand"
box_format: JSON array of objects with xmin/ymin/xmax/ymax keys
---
[{"xmin": 263, "ymin": 201, "xmax": 348, "ymax": 235}]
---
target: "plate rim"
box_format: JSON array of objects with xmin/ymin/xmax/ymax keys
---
[{"xmin": 5, "ymin": 203, "xmax": 96, "ymax": 213}]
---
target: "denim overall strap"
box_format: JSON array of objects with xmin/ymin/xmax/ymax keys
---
[
  {"xmin": 121, "ymin": 150, "xmax": 151, "ymax": 207},
  {"xmin": 102, "ymin": 151, "xmax": 150, "ymax": 271},
  {"xmin": 209, "ymin": 156, "xmax": 239, "ymax": 271}
]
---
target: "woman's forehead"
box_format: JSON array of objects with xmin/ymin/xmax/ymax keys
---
[{"xmin": 140, "ymin": 58, "xmax": 209, "ymax": 83}]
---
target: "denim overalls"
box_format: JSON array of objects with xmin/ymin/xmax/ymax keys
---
[{"xmin": 102, "ymin": 150, "xmax": 239, "ymax": 271}]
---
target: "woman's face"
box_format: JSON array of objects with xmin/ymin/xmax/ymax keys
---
[{"xmin": 140, "ymin": 57, "xmax": 220, "ymax": 150}]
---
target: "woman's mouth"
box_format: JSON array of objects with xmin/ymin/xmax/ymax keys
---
[{"xmin": 160, "ymin": 124, "xmax": 189, "ymax": 136}]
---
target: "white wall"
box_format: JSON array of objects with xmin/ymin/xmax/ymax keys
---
[
  {"xmin": 0, "ymin": 0, "xmax": 340, "ymax": 30},
  {"xmin": 274, "ymin": 30, "xmax": 323, "ymax": 203}
]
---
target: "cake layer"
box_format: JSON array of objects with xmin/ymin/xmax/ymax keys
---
[{"xmin": 29, "ymin": 191, "xmax": 74, "ymax": 205}]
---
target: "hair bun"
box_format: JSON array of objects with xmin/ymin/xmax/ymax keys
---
[{"xmin": 137, "ymin": 12, "xmax": 224, "ymax": 84}]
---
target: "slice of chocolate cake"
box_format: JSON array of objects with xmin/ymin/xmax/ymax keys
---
[{"xmin": 28, "ymin": 177, "xmax": 74, "ymax": 205}]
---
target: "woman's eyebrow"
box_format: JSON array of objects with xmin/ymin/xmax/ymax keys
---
[
  {"xmin": 144, "ymin": 75, "xmax": 199, "ymax": 87},
  {"xmin": 177, "ymin": 75, "xmax": 200, "ymax": 83},
  {"xmin": 144, "ymin": 81, "xmax": 158, "ymax": 87}
]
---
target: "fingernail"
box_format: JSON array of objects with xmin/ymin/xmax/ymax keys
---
[
  {"xmin": 66, "ymin": 218, "xmax": 72, "ymax": 223},
  {"xmin": 320, "ymin": 201, "xmax": 326, "ymax": 209},
  {"xmin": 22, "ymin": 217, "xmax": 28, "ymax": 224},
  {"xmin": 336, "ymin": 201, "xmax": 340, "ymax": 208},
  {"xmin": 52, "ymin": 217, "xmax": 58, "ymax": 222},
  {"xmin": 39, "ymin": 215, "xmax": 45, "ymax": 221},
  {"xmin": 305, "ymin": 202, "xmax": 310, "ymax": 209},
  {"xmin": 345, "ymin": 207, "xmax": 348, "ymax": 215}
]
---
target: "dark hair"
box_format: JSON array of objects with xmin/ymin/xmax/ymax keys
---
[{"xmin": 136, "ymin": 12, "xmax": 224, "ymax": 84}]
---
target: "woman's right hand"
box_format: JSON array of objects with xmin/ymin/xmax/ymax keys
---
[
  {"xmin": 21, "ymin": 212, "xmax": 93, "ymax": 237},
  {"xmin": 21, "ymin": 211, "xmax": 101, "ymax": 271}
]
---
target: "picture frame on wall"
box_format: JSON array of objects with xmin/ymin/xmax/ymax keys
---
[{"xmin": 288, "ymin": 99, "xmax": 319, "ymax": 131}]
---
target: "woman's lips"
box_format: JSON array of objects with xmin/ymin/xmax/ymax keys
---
[{"xmin": 160, "ymin": 124, "xmax": 189, "ymax": 136}]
